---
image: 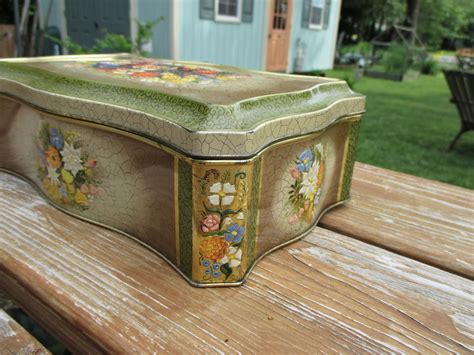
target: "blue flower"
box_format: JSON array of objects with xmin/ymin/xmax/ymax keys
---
[
  {"xmin": 59, "ymin": 184, "xmax": 67, "ymax": 197},
  {"xmin": 297, "ymin": 149, "xmax": 314, "ymax": 172},
  {"xmin": 225, "ymin": 224, "xmax": 244, "ymax": 244},
  {"xmin": 93, "ymin": 61, "xmax": 120, "ymax": 69},
  {"xmin": 49, "ymin": 128, "xmax": 64, "ymax": 150},
  {"xmin": 36, "ymin": 144, "xmax": 46, "ymax": 165}
]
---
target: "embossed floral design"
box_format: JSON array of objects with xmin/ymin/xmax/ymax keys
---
[
  {"xmin": 297, "ymin": 149, "xmax": 314, "ymax": 172},
  {"xmin": 45, "ymin": 145, "xmax": 62, "ymax": 169},
  {"xmin": 60, "ymin": 142, "xmax": 83, "ymax": 176},
  {"xmin": 36, "ymin": 122, "xmax": 104, "ymax": 209},
  {"xmin": 197, "ymin": 169, "xmax": 248, "ymax": 281},
  {"xmin": 200, "ymin": 214, "xmax": 221, "ymax": 233},
  {"xmin": 225, "ymin": 224, "xmax": 244, "ymax": 244},
  {"xmin": 288, "ymin": 143, "xmax": 325, "ymax": 224},
  {"xmin": 67, "ymin": 60, "xmax": 247, "ymax": 84},
  {"xmin": 199, "ymin": 236, "xmax": 228, "ymax": 261},
  {"xmin": 208, "ymin": 182, "xmax": 237, "ymax": 206},
  {"xmin": 220, "ymin": 247, "xmax": 242, "ymax": 268}
]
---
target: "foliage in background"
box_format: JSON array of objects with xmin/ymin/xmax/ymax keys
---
[
  {"xmin": 342, "ymin": 73, "xmax": 357, "ymax": 90},
  {"xmin": 48, "ymin": 17, "xmax": 162, "ymax": 56},
  {"xmin": 382, "ymin": 44, "xmax": 410, "ymax": 74},
  {"xmin": 339, "ymin": 0, "xmax": 474, "ymax": 50},
  {"xmin": 419, "ymin": 57, "xmax": 439, "ymax": 75},
  {"xmin": 339, "ymin": 0, "xmax": 406, "ymax": 42},
  {"xmin": 325, "ymin": 68, "xmax": 474, "ymax": 189},
  {"xmin": 0, "ymin": 0, "xmax": 14, "ymax": 24},
  {"xmin": 417, "ymin": 0, "xmax": 474, "ymax": 48},
  {"xmin": 133, "ymin": 17, "xmax": 163, "ymax": 56}
]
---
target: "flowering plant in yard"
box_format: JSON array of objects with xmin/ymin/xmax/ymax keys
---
[
  {"xmin": 36, "ymin": 122, "xmax": 104, "ymax": 209},
  {"xmin": 288, "ymin": 143, "xmax": 325, "ymax": 224}
]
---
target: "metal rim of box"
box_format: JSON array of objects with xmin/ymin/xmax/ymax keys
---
[
  {"xmin": 0, "ymin": 54, "xmax": 365, "ymax": 160},
  {"xmin": 0, "ymin": 93, "xmax": 362, "ymax": 165}
]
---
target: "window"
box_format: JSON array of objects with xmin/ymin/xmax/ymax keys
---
[
  {"xmin": 309, "ymin": 0, "xmax": 324, "ymax": 29},
  {"xmin": 272, "ymin": 0, "xmax": 288, "ymax": 30},
  {"xmin": 215, "ymin": 0, "xmax": 242, "ymax": 23}
]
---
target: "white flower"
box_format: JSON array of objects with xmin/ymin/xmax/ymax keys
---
[
  {"xmin": 315, "ymin": 143, "xmax": 324, "ymax": 155},
  {"xmin": 208, "ymin": 182, "xmax": 236, "ymax": 206},
  {"xmin": 236, "ymin": 211, "xmax": 245, "ymax": 220},
  {"xmin": 299, "ymin": 160, "xmax": 321, "ymax": 200},
  {"xmin": 223, "ymin": 217, "xmax": 233, "ymax": 226},
  {"xmin": 60, "ymin": 142, "xmax": 83, "ymax": 176},
  {"xmin": 47, "ymin": 165, "xmax": 60, "ymax": 185},
  {"xmin": 220, "ymin": 246, "xmax": 242, "ymax": 268}
]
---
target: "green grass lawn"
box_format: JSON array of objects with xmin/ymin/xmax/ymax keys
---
[{"xmin": 325, "ymin": 69, "xmax": 474, "ymax": 189}]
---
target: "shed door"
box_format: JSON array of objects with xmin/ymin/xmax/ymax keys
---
[
  {"xmin": 65, "ymin": 0, "xmax": 130, "ymax": 49},
  {"xmin": 266, "ymin": 0, "xmax": 292, "ymax": 72}
]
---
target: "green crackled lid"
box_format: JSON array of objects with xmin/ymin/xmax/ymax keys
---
[{"xmin": 0, "ymin": 54, "xmax": 365, "ymax": 158}]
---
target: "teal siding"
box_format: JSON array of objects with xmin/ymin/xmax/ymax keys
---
[
  {"xmin": 289, "ymin": 0, "xmax": 340, "ymax": 71},
  {"xmin": 178, "ymin": 0, "xmax": 267, "ymax": 70},
  {"xmin": 40, "ymin": 0, "xmax": 62, "ymax": 29},
  {"xmin": 137, "ymin": 0, "xmax": 171, "ymax": 58}
]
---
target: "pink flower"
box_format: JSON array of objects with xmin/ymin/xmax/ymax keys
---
[
  {"xmin": 85, "ymin": 159, "xmax": 97, "ymax": 168},
  {"xmin": 201, "ymin": 214, "xmax": 221, "ymax": 233},
  {"xmin": 288, "ymin": 214, "xmax": 299, "ymax": 224},
  {"xmin": 80, "ymin": 184, "xmax": 103, "ymax": 196},
  {"xmin": 290, "ymin": 168, "xmax": 300, "ymax": 179}
]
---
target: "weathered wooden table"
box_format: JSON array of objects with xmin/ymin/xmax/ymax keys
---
[{"xmin": 0, "ymin": 163, "xmax": 473, "ymax": 353}]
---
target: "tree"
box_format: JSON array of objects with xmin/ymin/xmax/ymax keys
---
[
  {"xmin": 417, "ymin": 0, "xmax": 474, "ymax": 48},
  {"xmin": 405, "ymin": 0, "xmax": 421, "ymax": 39},
  {"xmin": 339, "ymin": 0, "xmax": 406, "ymax": 42}
]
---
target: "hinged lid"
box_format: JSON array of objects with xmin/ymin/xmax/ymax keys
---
[{"xmin": 0, "ymin": 54, "xmax": 365, "ymax": 159}]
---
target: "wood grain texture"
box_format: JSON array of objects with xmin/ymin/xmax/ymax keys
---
[
  {"xmin": 0, "ymin": 309, "xmax": 50, "ymax": 354},
  {"xmin": 321, "ymin": 162, "xmax": 474, "ymax": 279},
  {"xmin": 0, "ymin": 171, "xmax": 473, "ymax": 353}
]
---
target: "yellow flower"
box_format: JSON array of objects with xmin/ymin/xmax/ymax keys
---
[
  {"xmin": 43, "ymin": 178, "xmax": 62, "ymax": 203},
  {"xmin": 85, "ymin": 168, "xmax": 93, "ymax": 177},
  {"xmin": 74, "ymin": 189, "xmax": 89, "ymax": 206},
  {"xmin": 66, "ymin": 182, "xmax": 76, "ymax": 195},
  {"xmin": 200, "ymin": 237, "xmax": 228, "ymax": 261},
  {"xmin": 181, "ymin": 75, "xmax": 198, "ymax": 82},
  {"xmin": 61, "ymin": 168, "xmax": 74, "ymax": 184},
  {"xmin": 161, "ymin": 73, "xmax": 181, "ymax": 83}
]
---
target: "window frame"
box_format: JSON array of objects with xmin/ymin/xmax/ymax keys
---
[
  {"xmin": 214, "ymin": 0, "xmax": 242, "ymax": 23},
  {"xmin": 308, "ymin": 0, "xmax": 325, "ymax": 30}
]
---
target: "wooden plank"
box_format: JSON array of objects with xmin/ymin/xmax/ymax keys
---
[
  {"xmin": 320, "ymin": 163, "xmax": 474, "ymax": 279},
  {"xmin": 0, "ymin": 308, "xmax": 50, "ymax": 354},
  {"xmin": 0, "ymin": 171, "xmax": 473, "ymax": 353}
]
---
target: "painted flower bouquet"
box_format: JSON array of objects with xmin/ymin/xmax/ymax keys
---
[
  {"xmin": 197, "ymin": 170, "xmax": 248, "ymax": 281},
  {"xmin": 288, "ymin": 143, "xmax": 325, "ymax": 224},
  {"xmin": 36, "ymin": 122, "xmax": 104, "ymax": 209},
  {"xmin": 75, "ymin": 60, "xmax": 246, "ymax": 84}
]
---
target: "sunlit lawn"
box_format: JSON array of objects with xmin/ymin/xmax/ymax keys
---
[{"xmin": 325, "ymin": 69, "xmax": 474, "ymax": 189}]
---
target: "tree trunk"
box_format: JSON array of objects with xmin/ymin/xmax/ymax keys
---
[{"xmin": 406, "ymin": 0, "xmax": 421, "ymax": 42}]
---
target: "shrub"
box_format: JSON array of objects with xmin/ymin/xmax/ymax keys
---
[
  {"xmin": 420, "ymin": 58, "xmax": 440, "ymax": 75},
  {"xmin": 383, "ymin": 44, "xmax": 410, "ymax": 74}
]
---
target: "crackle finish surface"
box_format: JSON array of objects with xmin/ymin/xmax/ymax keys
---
[
  {"xmin": 0, "ymin": 55, "xmax": 365, "ymax": 286},
  {"xmin": 0, "ymin": 54, "xmax": 365, "ymax": 158},
  {"xmin": 0, "ymin": 93, "xmax": 361, "ymax": 286}
]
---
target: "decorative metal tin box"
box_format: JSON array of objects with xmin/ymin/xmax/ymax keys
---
[{"xmin": 0, "ymin": 54, "xmax": 365, "ymax": 287}]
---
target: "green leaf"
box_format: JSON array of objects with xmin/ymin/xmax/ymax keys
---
[{"xmin": 220, "ymin": 263, "xmax": 232, "ymax": 280}]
